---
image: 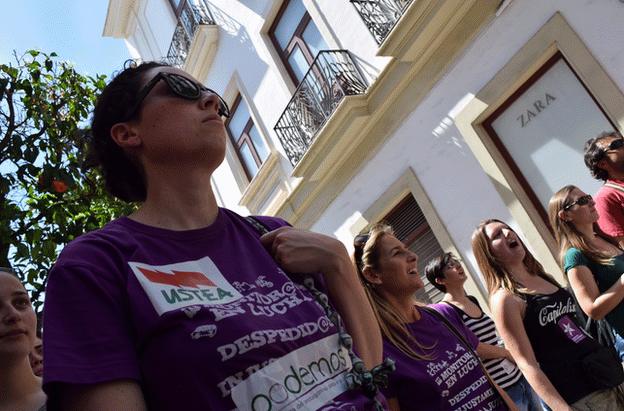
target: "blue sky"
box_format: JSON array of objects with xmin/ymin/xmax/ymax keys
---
[{"xmin": 0, "ymin": 0, "xmax": 131, "ymax": 78}]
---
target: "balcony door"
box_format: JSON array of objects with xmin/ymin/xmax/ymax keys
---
[{"xmin": 270, "ymin": 0, "xmax": 329, "ymax": 86}]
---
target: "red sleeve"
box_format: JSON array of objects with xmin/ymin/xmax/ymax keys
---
[{"xmin": 596, "ymin": 190, "xmax": 624, "ymax": 237}]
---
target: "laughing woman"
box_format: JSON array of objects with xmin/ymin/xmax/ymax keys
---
[
  {"xmin": 41, "ymin": 62, "xmax": 384, "ymax": 411},
  {"xmin": 549, "ymin": 185, "xmax": 624, "ymax": 356},
  {"xmin": 354, "ymin": 223, "xmax": 515, "ymax": 411},
  {"xmin": 472, "ymin": 219, "xmax": 624, "ymax": 411}
]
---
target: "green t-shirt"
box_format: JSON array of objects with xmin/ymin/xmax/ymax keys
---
[{"xmin": 564, "ymin": 247, "xmax": 624, "ymax": 336}]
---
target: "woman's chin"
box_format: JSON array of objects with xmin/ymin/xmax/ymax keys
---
[{"xmin": 412, "ymin": 279, "xmax": 425, "ymax": 291}]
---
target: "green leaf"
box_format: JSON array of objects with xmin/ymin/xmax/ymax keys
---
[{"xmin": 0, "ymin": 49, "xmax": 120, "ymax": 314}]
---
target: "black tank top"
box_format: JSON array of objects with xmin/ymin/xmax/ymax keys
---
[{"xmin": 521, "ymin": 287, "xmax": 601, "ymax": 403}]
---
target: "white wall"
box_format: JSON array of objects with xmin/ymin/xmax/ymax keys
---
[
  {"xmin": 312, "ymin": 0, "xmax": 624, "ymax": 276},
  {"xmin": 113, "ymin": 0, "xmax": 624, "ymax": 279},
  {"xmin": 125, "ymin": 0, "xmax": 392, "ymax": 212}
]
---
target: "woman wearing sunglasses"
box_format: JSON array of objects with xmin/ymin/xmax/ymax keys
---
[
  {"xmin": 472, "ymin": 219, "xmax": 624, "ymax": 411},
  {"xmin": 41, "ymin": 62, "xmax": 383, "ymax": 411},
  {"xmin": 549, "ymin": 185, "xmax": 624, "ymax": 358},
  {"xmin": 353, "ymin": 224, "xmax": 516, "ymax": 411}
]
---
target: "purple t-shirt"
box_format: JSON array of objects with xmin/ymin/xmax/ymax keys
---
[
  {"xmin": 381, "ymin": 304, "xmax": 506, "ymax": 411},
  {"xmin": 43, "ymin": 208, "xmax": 381, "ymax": 410}
]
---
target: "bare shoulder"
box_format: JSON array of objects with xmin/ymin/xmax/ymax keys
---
[{"xmin": 490, "ymin": 289, "xmax": 524, "ymax": 316}]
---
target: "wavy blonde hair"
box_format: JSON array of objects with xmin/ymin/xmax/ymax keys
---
[
  {"xmin": 548, "ymin": 185, "xmax": 618, "ymax": 266},
  {"xmin": 353, "ymin": 223, "xmax": 432, "ymax": 360},
  {"xmin": 471, "ymin": 219, "xmax": 558, "ymax": 295}
]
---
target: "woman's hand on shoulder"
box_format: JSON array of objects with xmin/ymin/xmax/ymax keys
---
[{"xmin": 260, "ymin": 227, "xmax": 351, "ymax": 275}]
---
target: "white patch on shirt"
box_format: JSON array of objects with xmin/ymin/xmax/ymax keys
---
[
  {"xmin": 182, "ymin": 305, "xmax": 201, "ymax": 318},
  {"xmin": 190, "ymin": 324, "xmax": 218, "ymax": 340},
  {"xmin": 129, "ymin": 257, "xmax": 243, "ymax": 316}
]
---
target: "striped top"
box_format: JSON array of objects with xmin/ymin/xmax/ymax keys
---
[{"xmin": 445, "ymin": 297, "xmax": 523, "ymax": 389}]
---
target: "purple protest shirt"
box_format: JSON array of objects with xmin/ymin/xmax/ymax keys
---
[
  {"xmin": 43, "ymin": 208, "xmax": 382, "ymax": 411},
  {"xmin": 381, "ymin": 304, "xmax": 506, "ymax": 411}
]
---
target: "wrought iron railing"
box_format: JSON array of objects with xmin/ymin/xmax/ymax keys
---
[
  {"xmin": 350, "ymin": 0, "xmax": 414, "ymax": 45},
  {"xmin": 165, "ymin": 1, "xmax": 216, "ymax": 68},
  {"xmin": 274, "ymin": 50, "xmax": 368, "ymax": 167}
]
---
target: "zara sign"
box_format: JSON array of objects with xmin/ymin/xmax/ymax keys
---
[{"xmin": 485, "ymin": 56, "xmax": 614, "ymax": 212}]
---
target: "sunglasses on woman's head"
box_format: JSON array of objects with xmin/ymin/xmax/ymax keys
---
[
  {"xmin": 354, "ymin": 233, "xmax": 370, "ymax": 247},
  {"xmin": 604, "ymin": 138, "xmax": 624, "ymax": 153},
  {"xmin": 564, "ymin": 194, "xmax": 593, "ymax": 211},
  {"xmin": 444, "ymin": 259, "xmax": 462, "ymax": 269},
  {"xmin": 124, "ymin": 72, "xmax": 230, "ymax": 121}
]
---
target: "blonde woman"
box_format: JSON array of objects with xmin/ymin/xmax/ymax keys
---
[
  {"xmin": 549, "ymin": 185, "xmax": 624, "ymax": 357},
  {"xmin": 0, "ymin": 267, "xmax": 46, "ymax": 411},
  {"xmin": 354, "ymin": 224, "xmax": 515, "ymax": 411},
  {"xmin": 472, "ymin": 219, "xmax": 624, "ymax": 410}
]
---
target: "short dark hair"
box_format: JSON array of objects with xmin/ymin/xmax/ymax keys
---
[
  {"xmin": 89, "ymin": 60, "xmax": 169, "ymax": 202},
  {"xmin": 424, "ymin": 252, "xmax": 454, "ymax": 293},
  {"xmin": 584, "ymin": 130, "xmax": 623, "ymax": 181}
]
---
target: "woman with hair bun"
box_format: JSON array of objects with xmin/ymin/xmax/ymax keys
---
[
  {"xmin": 42, "ymin": 62, "xmax": 384, "ymax": 410},
  {"xmin": 0, "ymin": 267, "xmax": 46, "ymax": 411},
  {"xmin": 353, "ymin": 223, "xmax": 515, "ymax": 411}
]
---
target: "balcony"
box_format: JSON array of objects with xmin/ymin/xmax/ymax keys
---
[
  {"xmin": 165, "ymin": 1, "xmax": 218, "ymax": 79},
  {"xmin": 350, "ymin": 0, "xmax": 414, "ymax": 45},
  {"xmin": 274, "ymin": 50, "xmax": 368, "ymax": 167}
]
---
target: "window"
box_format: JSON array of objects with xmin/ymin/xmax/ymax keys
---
[
  {"xmin": 226, "ymin": 95, "xmax": 270, "ymax": 180},
  {"xmin": 383, "ymin": 195, "xmax": 445, "ymax": 304},
  {"xmin": 269, "ymin": 0, "xmax": 329, "ymax": 86}
]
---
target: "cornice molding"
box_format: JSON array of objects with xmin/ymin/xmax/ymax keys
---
[
  {"xmin": 183, "ymin": 24, "xmax": 219, "ymax": 81},
  {"xmin": 103, "ymin": 0, "xmax": 140, "ymax": 39},
  {"xmin": 239, "ymin": 153, "xmax": 287, "ymax": 214}
]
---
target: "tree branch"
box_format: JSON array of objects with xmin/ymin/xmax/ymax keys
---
[
  {"xmin": 26, "ymin": 124, "xmax": 47, "ymax": 141},
  {"xmin": 0, "ymin": 88, "xmax": 16, "ymax": 156}
]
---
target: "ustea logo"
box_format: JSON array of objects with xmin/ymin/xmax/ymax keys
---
[{"xmin": 129, "ymin": 257, "xmax": 243, "ymax": 315}]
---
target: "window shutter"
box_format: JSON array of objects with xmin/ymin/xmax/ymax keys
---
[{"xmin": 383, "ymin": 196, "xmax": 445, "ymax": 303}]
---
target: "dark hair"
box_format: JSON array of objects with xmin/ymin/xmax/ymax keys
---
[
  {"xmin": 424, "ymin": 252, "xmax": 453, "ymax": 293},
  {"xmin": 89, "ymin": 60, "xmax": 169, "ymax": 202},
  {"xmin": 584, "ymin": 130, "xmax": 623, "ymax": 181}
]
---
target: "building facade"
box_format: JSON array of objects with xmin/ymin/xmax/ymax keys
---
[{"xmin": 103, "ymin": 0, "xmax": 624, "ymax": 306}]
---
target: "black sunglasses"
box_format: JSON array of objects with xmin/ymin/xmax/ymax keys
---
[
  {"xmin": 124, "ymin": 72, "xmax": 230, "ymax": 121},
  {"xmin": 444, "ymin": 258, "xmax": 462, "ymax": 269},
  {"xmin": 601, "ymin": 139, "xmax": 624, "ymax": 156},
  {"xmin": 564, "ymin": 194, "xmax": 593, "ymax": 211},
  {"xmin": 354, "ymin": 233, "xmax": 370, "ymax": 247}
]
